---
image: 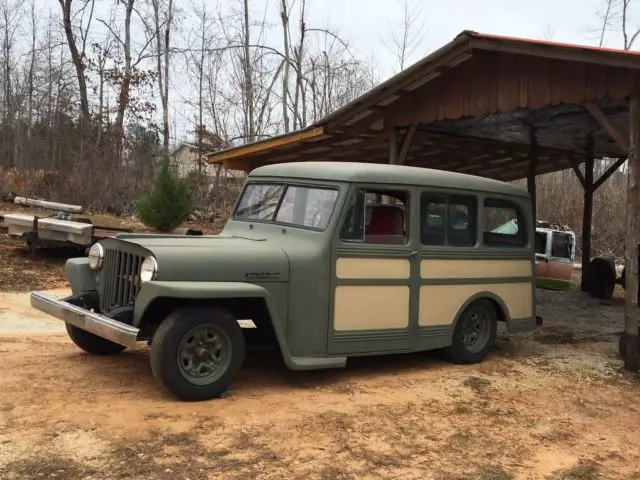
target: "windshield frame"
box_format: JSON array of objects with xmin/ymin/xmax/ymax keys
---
[{"xmin": 231, "ymin": 180, "xmax": 342, "ymax": 232}]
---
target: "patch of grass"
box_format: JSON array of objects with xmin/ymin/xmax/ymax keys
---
[
  {"xmin": 313, "ymin": 410, "xmax": 356, "ymax": 432},
  {"xmin": 0, "ymin": 455, "xmax": 97, "ymax": 480},
  {"xmin": 550, "ymin": 460, "xmax": 599, "ymax": 479},
  {"xmin": 475, "ymin": 465, "xmax": 513, "ymax": 480},
  {"xmin": 454, "ymin": 403, "xmax": 472, "ymax": 414},
  {"xmin": 463, "ymin": 376, "xmax": 492, "ymax": 393},
  {"xmin": 349, "ymin": 447, "xmax": 401, "ymax": 468},
  {"xmin": 319, "ymin": 465, "xmax": 355, "ymax": 480},
  {"xmin": 533, "ymin": 425, "xmax": 575, "ymax": 443},
  {"xmin": 448, "ymin": 427, "xmax": 473, "ymax": 447}
]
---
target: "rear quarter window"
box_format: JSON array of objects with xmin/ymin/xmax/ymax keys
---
[{"xmin": 482, "ymin": 198, "xmax": 528, "ymax": 248}]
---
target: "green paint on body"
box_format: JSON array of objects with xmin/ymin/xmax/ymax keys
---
[{"xmin": 51, "ymin": 162, "xmax": 539, "ymax": 371}]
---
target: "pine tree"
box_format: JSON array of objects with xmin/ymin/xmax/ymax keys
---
[{"xmin": 135, "ymin": 160, "xmax": 196, "ymax": 232}]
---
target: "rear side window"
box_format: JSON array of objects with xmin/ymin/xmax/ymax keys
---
[
  {"xmin": 421, "ymin": 193, "xmax": 477, "ymax": 247},
  {"xmin": 482, "ymin": 198, "xmax": 527, "ymax": 248}
]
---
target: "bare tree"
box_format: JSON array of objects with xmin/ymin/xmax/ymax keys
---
[
  {"xmin": 58, "ymin": 0, "xmax": 93, "ymax": 122},
  {"xmin": 98, "ymin": 0, "xmax": 157, "ymax": 137},
  {"xmin": 151, "ymin": 0, "xmax": 174, "ymax": 151},
  {"xmin": 382, "ymin": 0, "xmax": 427, "ymax": 73},
  {"xmin": 595, "ymin": 0, "xmax": 640, "ymax": 49}
]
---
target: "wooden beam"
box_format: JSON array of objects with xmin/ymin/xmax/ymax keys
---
[
  {"xmin": 621, "ymin": 78, "xmax": 640, "ymax": 370},
  {"xmin": 470, "ymin": 36, "xmax": 640, "ymax": 70},
  {"xmin": 389, "ymin": 127, "xmax": 399, "ymax": 164},
  {"xmin": 207, "ymin": 126, "xmax": 325, "ymax": 164},
  {"xmin": 570, "ymin": 158, "xmax": 586, "ymax": 189},
  {"xmin": 397, "ymin": 123, "xmax": 418, "ymax": 165},
  {"xmin": 593, "ymin": 157, "xmax": 628, "ymax": 191},
  {"xmin": 584, "ymin": 102, "xmax": 629, "ymax": 152},
  {"xmin": 580, "ymin": 137, "xmax": 595, "ymax": 292},
  {"xmin": 527, "ymin": 134, "xmax": 538, "ymax": 224}
]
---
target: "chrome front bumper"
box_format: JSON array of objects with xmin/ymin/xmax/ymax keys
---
[{"xmin": 30, "ymin": 291, "xmax": 140, "ymax": 348}]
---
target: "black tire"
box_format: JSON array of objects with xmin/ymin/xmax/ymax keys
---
[
  {"xmin": 442, "ymin": 299, "xmax": 497, "ymax": 364},
  {"xmin": 65, "ymin": 323, "xmax": 127, "ymax": 355},
  {"xmin": 585, "ymin": 257, "xmax": 616, "ymax": 299},
  {"xmin": 150, "ymin": 306, "xmax": 246, "ymax": 402}
]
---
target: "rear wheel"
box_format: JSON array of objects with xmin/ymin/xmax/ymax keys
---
[
  {"xmin": 442, "ymin": 299, "xmax": 497, "ymax": 364},
  {"xmin": 150, "ymin": 306, "xmax": 246, "ymax": 401},
  {"xmin": 65, "ymin": 323, "xmax": 127, "ymax": 355}
]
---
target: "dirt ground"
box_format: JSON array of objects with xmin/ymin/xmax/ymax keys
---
[{"xmin": 2, "ymin": 216, "xmax": 640, "ymax": 479}]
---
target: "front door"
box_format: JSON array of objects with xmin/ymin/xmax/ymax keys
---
[{"xmin": 327, "ymin": 185, "xmax": 418, "ymax": 355}]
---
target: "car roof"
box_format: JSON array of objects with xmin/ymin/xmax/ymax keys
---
[{"xmin": 249, "ymin": 161, "xmax": 529, "ymax": 198}]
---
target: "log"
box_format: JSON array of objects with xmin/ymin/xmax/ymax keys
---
[{"xmin": 13, "ymin": 196, "xmax": 83, "ymax": 213}]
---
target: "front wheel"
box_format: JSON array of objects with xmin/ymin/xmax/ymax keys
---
[
  {"xmin": 65, "ymin": 323, "xmax": 127, "ymax": 355},
  {"xmin": 150, "ymin": 306, "xmax": 246, "ymax": 401},
  {"xmin": 442, "ymin": 299, "xmax": 497, "ymax": 364}
]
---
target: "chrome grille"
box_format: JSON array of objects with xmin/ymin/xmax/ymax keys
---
[{"xmin": 100, "ymin": 248, "xmax": 144, "ymax": 312}]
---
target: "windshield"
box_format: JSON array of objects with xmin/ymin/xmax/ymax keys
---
[{"xmin": 234, "ymin": 182, "xmax": 339, "ymax": 230}]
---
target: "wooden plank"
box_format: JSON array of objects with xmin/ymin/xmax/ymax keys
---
[
  {"xmin": 584, "ymin": 102, "xmax": 629, "ymax": 152},
  {"xmin": 585, "ymin": 64, "xmax": 608, "ymax": 101},
  {"xmin": 496, "ymin": 54, "xmax": 520, "ymax": 112},
  {"xmin": 207, "ymin": 126, "xmax": 325, "ymax": 164},
  {"xmin": 563, "ymin": 62, "xmax": 586, "ymax": 104},
  {"xmin": 518, "ymin": 57, "xmax": 529, "ymax": 109},
  {"xmin": 527, "ymin": 58, "xmax": 551, "ymax": 109},
  {"xmin": 470, "ymin": 37, "xmax": 640, "ymax": 70},
  {"xmin": 594, "ymin": 156, "xmax": 628, "ymax": 191},
  {"xmin": 608, "ymin": 67, "xmax": 634, "ymax": 99},
  {"xmin": 397, "ymin": 124, "xmax": 418, "ymax": 165},
  {"xmin": 13, "ymin": 197, "xmax": 83, "ymax": 213}
]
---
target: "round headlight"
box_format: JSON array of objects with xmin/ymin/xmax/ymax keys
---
[
  {"xmin": 88, "ymin": 243, "xmax": 104, "ymax": 270},
  {"xmin": 139, "ymin": 256, "xmax": 158, "ymax": 283}
]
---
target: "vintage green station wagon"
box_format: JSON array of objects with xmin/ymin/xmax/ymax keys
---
[{"xmin": 31, "ymin": 161, "xmax": 542, "ymax": 401}]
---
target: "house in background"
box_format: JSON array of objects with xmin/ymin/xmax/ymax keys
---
[{"xmin": 169, "ymin": 142, "xmax": 245, "ymax": 181}]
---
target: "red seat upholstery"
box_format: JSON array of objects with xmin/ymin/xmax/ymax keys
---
[{"xmin": 367, "ymin": 205, "xmax": 404, "ymax": 235}]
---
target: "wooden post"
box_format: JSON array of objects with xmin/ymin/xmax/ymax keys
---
[
  {"xmin": 621, "ymin": 82, "xmax": 640, "ymax": 371},
  {"xmin": 389, "ymin": 127, "xmax": 399, "ymax": 165},
  {"xmin": 527, "ymin": 130, "xmax": 538, "ymax": 227},
  {"xmin": 580, "ymin": 138, "xmax": 595, "ymax": 292}
]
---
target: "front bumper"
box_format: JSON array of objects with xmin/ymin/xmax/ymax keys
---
[{"xmin": 30, "ymin": 291, "xmax": 140, "ymax": 348}]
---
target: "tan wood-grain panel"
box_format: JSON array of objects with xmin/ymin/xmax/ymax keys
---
[{"xmin": 334, "ymin": 286, "xmax": 410, "ymax": 331}]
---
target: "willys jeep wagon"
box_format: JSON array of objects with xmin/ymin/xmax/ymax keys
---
[{"xmin": 31, "ymin": 162, "xmax": 542, "ymax": 401}]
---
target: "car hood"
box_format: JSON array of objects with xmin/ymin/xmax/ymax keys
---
[{"xmin": 113, "ymin": 234, "xmax": 290, "ymax": 282}]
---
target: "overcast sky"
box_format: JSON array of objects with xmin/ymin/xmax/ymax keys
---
[
  {"xmin": 289, "ymin": 0, "xmax": 613, "ymax": 74},
  {"xmin": 35, "ymin": 0, "xmax": 624, "ymax": 142},
  {"xmin": 162, "ymin": 0, "xmax": 623, "ymax": 141}
]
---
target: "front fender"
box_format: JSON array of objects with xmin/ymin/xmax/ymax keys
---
[
  {"xmin": 133, "ymin": 280, "xmax": 293, "ymax": 363},
  {"xmin": 64, "ymin": 257, "xmax": 97, "ymax": 294}
]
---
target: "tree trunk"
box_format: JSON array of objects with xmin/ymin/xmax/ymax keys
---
[
  {"xmin": 242, "ymin": 0, "xmax": 254, "ymax": 143},
  {"xmin": 58, "ymin": 0, "xmax": 91, "ymax": 122},
  {"xmin": 114, "ymin": 0, "xmax": 134, "ymax": 137},
  {"xmin": 280, "ymin": 0, "xmax": 290, "ymax": 133}
]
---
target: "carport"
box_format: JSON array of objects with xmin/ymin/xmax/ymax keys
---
[{"xmin": 206, "ymin": 30, "xmax": 640, "ymax": 369}]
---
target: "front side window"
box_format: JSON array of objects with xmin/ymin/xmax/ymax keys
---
[
  {"xmin": 234, "ymin": 182, "xmax": 339, "ymax": 230},
  {"xmin": 483, "ymin": 198, "xmax": 528, "ymax": 247},
  {"xmin": 339, "ymin": 188, "xmax": 408, "ymax": 245}
]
